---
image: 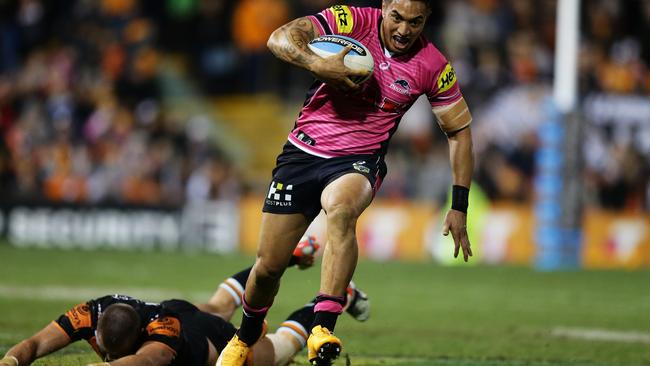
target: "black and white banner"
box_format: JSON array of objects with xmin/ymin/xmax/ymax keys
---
[{"xmin": 0, "ymin": 201, "xmax": 239, "ymax": 253}]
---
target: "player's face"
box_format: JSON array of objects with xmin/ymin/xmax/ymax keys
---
[{"xmin": 381, "ymin": 0, "xmax": 429, "ymax": 54}]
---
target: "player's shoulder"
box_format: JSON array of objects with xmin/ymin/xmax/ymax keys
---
[
  {"xmin": 348, "ymin": 5, "xmax": 381, "ymax": 24},
  {"xmin": 146, "ymin": 314, "xmax": 182, "ymax": 338},
  {"xmin": 415, "ymin": 36, "xmax": 450, "ymax": 70},
  {"xmin": 327, "ymin": 4, "xmax": 380, "ymax": 17},
  {"xmin": 321, "ymin": 5, "xmax": 380, "ymax": 34}
]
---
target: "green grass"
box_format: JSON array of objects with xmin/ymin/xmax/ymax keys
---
[{"xmin": 1, "ymin": 244, "xmax": 649, "ymax": 366}]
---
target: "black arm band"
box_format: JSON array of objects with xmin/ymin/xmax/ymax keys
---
[{"xmin": 451, "ymin": 185, "xmax": 469, "ymax": 213}]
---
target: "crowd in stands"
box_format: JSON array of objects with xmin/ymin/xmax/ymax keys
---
[
  {"xmin": 0, "ymin": 0, "xmax": 239, "ymax": 205},
  {"xmin": 0, "ymin": 0, "xmax": 648, "ymax": 212},
  {"xmin": 386, "ymin": 0, "xmax": 650, "ymax": 213}
]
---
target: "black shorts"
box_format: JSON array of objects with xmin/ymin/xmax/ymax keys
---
[
  {"xmin": 262, "ymin": 142, "xmax": 387, "ymax": 219},
  {"xmin": 161, "ymin": 300, "xmax": 237, "ymax": 366}
]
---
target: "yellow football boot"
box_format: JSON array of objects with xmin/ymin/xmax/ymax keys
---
[
  {"xmin": 215, "ymin": 335, "xmax": 250, "ymax": 366},
  {"xmin": 307, "ymin": 325, "xmax": 342, "ymax": 366}
]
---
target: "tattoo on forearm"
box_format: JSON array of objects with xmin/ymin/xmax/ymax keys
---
[{"xmin": 272, "ymin": 18, "xmax": 317, "ymax": 67}]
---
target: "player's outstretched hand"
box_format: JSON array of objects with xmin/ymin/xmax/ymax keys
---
[
  {"xmin": 442, "ymin": 209, "xmax": 472, "ymax": 262},
  {"xmin": 311, "ymin": 46, "xmax": 370, "ymax": 92}
]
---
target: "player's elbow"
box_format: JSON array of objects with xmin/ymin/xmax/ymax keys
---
[
  {"xmin": 13, "ymin": 338, "xmax": 38, "ymax": 361},
  {"xmin": 267, "ymin": 28, "xmax": 283, "ymax": 55}
]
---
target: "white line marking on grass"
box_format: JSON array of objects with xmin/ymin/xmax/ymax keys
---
[
  {"xmin": 552, "ymin": 327, "xmax": 650, "ymax": 344},
  {"xmin": 0, "ymin": 284, "xmax": 211, "ymax": 303}
]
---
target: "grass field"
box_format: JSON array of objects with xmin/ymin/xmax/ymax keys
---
[{"xmin": 1, "ymin": 244, "xmax": 649, "ymax": 366}]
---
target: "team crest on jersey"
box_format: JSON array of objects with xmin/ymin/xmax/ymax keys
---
[
  {"xmin": 329, "ymin": 5, "xmax": 353, "ymax": 33},
  {"xmin": 389, "ymin": 79, "xmax": 411, "ymax": 95},
  {"xmin": 266, "ymin": 181, "xmax": 293, "ymax": 207},
  {"xmin": 437, "ymin": 63, "xmax": 457, "ymax": 93}
]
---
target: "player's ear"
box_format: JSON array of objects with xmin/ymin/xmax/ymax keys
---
[{"xmin": 381, "ymin": 0, "xmax": 390, "ymax": 15}]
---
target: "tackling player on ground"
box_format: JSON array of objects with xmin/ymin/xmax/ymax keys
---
[
  {"xmin": 0, "ymin": 237, "xmax": 369, "ymax": 366},
  {"xmin": 219, "ymin": 1, "xmax": 474, "ymax": 365}
]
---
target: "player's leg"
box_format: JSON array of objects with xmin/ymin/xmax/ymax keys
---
[
  {"xmin": 218, "ymin": 213, "xmax": 311, "ymax": 366},
  {"xmin": 343, "ymin": 281, "xmax": 370, "ymax": 322},
  {"xmin": 250, "ymin": 304, "xmax": 312, "ymax": 366},
  {"xmin": 196, "ymin": 267, "xmax": 251, "ymax": 321},
  {"xmin": 197, "ymin": 236, "xmax": 319, "ymax": 321},
  {"xmin": 252, "ymin": 283, "xmax": 371, "ymax": 366},
  {"xmin": 240, "ymin": 212, "xmax": 311, "ymax": 342},
  {"xmin": 307, "ymin": 173, "xmax": 373, "ymax": 365}
]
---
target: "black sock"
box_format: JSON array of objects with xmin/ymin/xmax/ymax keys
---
[
  {"xmin": 313, "ymin": 311, "xmax": 339, "ymax": 332},
  {"xmin": 311, "ymin": 293, "xmax": 345, "ymax": 332},
  {"xmin": 285, "ymin": 304, "xmax": 315, "ymax": 331},
  {"xmin": 237, "ymin": 296, "xmax": 269, "ymax": 346},
  {"xmin": 230, "ymin": 267, "xmax": 252, "ymax": 289}
]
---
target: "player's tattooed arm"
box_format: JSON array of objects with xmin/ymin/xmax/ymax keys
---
[
  {"xmin": 268, "ymin": 17, "xmax": 364, "ymax": 91},
  {"xmin": 267, "ymin": 17, "xmax": 322, "ymax": 70}
]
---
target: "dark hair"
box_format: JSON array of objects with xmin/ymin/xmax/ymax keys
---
[
  {"xmin": 97, "ymin": 304, "xmax": 141, "ymax": 359},
  {"xmin": 384, "ymin": 0, "xmax": 433, "ymax": 9}
]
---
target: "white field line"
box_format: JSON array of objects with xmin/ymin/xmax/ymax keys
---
[
  {"xmin": 0, "ymin": 284, "xmax": 211, "ymax": 303},
  {"xmin": 552, "ymin": 326, "xmax": 650, "ymax": 344}
]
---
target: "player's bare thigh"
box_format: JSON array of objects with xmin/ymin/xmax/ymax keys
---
[
  {"xmin": 321, "ymin": 173, "xmax": 374, "ymax": 218},
  {"xmin": 206, "ymin": 338, "xmax": 218, "ymax": 366},
  {"xmin": 196, "ymin": 287, "xmax": 238, "ymax": 321}
]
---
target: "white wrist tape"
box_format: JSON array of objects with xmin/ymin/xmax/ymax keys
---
[{"xmin": 1, "ymin": 356, "xmax": 19, "ymax": 366}]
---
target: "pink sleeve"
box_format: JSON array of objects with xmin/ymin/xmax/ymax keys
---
[
  {"xmin": 427, "ymin": 61, "xmax": 463, "ymax": 107},
  {"xmin": 308, "ymin": 5, "xmax": 366, "ymax": 39}
]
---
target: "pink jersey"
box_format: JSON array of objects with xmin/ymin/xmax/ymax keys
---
[{"xmin": 287, "ymin": 5, "xmax": 463, "ymax": 158}]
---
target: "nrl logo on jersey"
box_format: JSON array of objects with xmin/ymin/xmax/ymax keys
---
[{"xmin": 389, "ymin": 79, "xmax": 411, "ymax": 95}]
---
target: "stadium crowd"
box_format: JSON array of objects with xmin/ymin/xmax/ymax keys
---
[{"xmin": 0, "ymin": 0, "xmax": 648, "ymax": 211}]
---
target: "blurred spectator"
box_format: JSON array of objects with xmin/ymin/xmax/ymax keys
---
[
  {"xmin": 231, "ymin": 0, "xmax": 289, "ymax": 92},
  {"xmin": 191, "ymin": 0, "xmax": 239, "ymax": 94}
]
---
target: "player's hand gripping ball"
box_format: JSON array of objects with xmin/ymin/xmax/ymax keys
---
[
  {"xmin": 308, "ymin": 35, "xmax": 374, "ymax": 84},
  {"xmin": 292, "ymin": 235, "xmax": 320, "ymax": 270}
]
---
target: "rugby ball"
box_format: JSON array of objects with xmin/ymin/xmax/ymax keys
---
[{"xmin": 308, "ymin": 35, "xmax": 374, "ymax": 84}]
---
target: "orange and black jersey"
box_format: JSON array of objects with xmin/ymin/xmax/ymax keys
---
[{"xmin": 53, "ymin": 295, "xmax": 237, "ymax": 366}]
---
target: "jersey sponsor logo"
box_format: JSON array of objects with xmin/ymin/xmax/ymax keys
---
[
  {"xmin": 266, "ymin": 181, "xmax": 293, "ymax": 207},
  {"xmin": 313, "ymin": 36, "xmax": 366, "ymax": 56},
  {"xmin": 437, "ymin": 63, "xmax": 457, "ymax": 94},
  {"xmin": 389, "ymin": 79, "xmax": 411, "ymax": 95},
  {"xmin": 376, "ymin": 97, "xmax": 406, "ymax": 113},
  {"xmin": 111, "ymin": 295, "xmax": 134, "ymax": 301},
  {"xmin": 296, "ymin": 130, "xmax": 316, "ymax": 146},
  {"xmin": 146, "ymin": 316, "xmax": 181, "ymax": 338},
  {"xmin": 353, "ymin": 161, "xmax": 370, "ymax": 174},
  {"xmin": 65, "ymin": 303, "xmax": 92, "ymax": 330},
  {"xmin": 329, "ymin": 5, "xmax": 354, "ymax": 34}
]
